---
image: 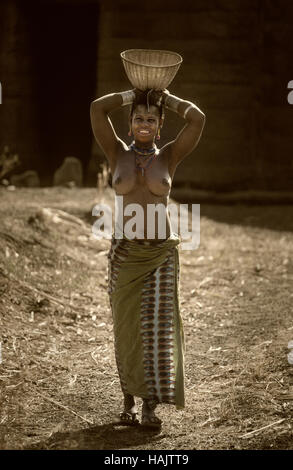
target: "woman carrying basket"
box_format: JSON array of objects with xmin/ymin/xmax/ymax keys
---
[{"xmin": 90, "ymin": 84, "xmax": 205, "ymax": 429}]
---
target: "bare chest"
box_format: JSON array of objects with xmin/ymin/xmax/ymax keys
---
[{"xmin": 112, "ymin": 150, "xmax": 172, "ymax": 197}]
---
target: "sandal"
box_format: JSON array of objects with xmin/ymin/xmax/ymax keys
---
[
  {"xmin": 117, "ymin": 411, "xmax": 140, "ymax": 426},
  {"xmin": 141, "ymin": 414, "xmax": 162, "ymax": 430},
  {"xmin": 141, "ymin": 398, "xmax": 162, "ymax": 430}
]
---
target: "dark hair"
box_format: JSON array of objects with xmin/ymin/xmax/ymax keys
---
[{"xmin": 129, "ymin": 89, "xmax": 165, "ymax": 121}]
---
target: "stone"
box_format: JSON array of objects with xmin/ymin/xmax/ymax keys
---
[
  {"xmin": 53, "ymin": 156, "xmax": 83, "ymax": 187},
  {"xmin": 10, "ymin": 170, "xmax": 40, "ymax": 187}
]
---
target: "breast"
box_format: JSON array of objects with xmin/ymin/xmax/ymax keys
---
[
  {"xmin": 112, "ymin": 155, "xmax": 172, "ymax": 197},
  {"xmin": 112, "ymin": 170, "xmax": 137, "ymax": 195},
  {"xmin": 145, "ymin": 175, "xmax": 171, "ymax": 197},
  {"xmin": 113, "ymin": 174, "xmax": 170, "ymax": 196}
]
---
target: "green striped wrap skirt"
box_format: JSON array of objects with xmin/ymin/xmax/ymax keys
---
[{"xmin": 107, "ymin": 232, "xmax": 185, "ymax": 410}]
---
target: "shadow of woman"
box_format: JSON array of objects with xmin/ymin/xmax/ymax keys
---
[{"xmin": 24, "ymin": 421, "xmax": 164, "ymax": 450}]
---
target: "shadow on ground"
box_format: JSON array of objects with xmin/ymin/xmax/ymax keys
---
[{"xmin": 25, "ymin": 422, "xmax": 164, "ymax": 450}]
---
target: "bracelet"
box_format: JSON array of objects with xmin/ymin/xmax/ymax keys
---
[
  {"xmin": 183, "ymin": 104, "xmax": 194, "ymax": 119},
  {"xmin": 120, "ymin": 90, "xmax": 135, "ymax": 106},
  {"xmin": 164, "ymin": 94, "xmax": 181, "ymax": 113}
]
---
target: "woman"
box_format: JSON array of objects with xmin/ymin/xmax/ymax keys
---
[{"xmin": 90, "ymin": 87, "xmax": 205, "ymax": 429}]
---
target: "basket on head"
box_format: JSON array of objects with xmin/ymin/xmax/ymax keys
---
[{"xmin": 120, "ymin": 49, "xmax": 183, "ymax": 91}]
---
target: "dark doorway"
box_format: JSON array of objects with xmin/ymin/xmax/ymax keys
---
[{"xmin": 20, "ymin": 1, "xmax": 99, "ymax": 185}]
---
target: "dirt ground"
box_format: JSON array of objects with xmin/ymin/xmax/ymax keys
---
[{"xmin": 0, "ymin": 186, "xmax": 293, "ymax": 450}]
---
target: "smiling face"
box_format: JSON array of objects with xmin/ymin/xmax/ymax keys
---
[{"xmin": 130, "ymin": 104, "xmax": 163, "ymax": 147}]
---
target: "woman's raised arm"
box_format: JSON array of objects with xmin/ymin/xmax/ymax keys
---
[
  {"xmin": 90, "ymin": 90, "xmax": 135, "ymax": 168},
  {"xmin": 161, "ymin": 90, "xmax": 206, "ymax": 175}
]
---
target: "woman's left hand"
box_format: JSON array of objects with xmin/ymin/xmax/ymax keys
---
[
  {"xmin": 150, "ymin": 89, "xmax": 169, "ymax": 106},
  {"xmin": 161, "ymin": 89, "xmax": 170, "ymax": 105}
]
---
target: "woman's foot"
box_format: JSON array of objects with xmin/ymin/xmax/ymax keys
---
[
  {"xmin": 117, "ymin": 393, "xmax": 139, "ymax": 426},
  {"xmin": 141, "ymin": 399, "xmax": 162, "ymax": 430}
]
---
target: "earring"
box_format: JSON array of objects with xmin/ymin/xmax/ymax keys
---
[{"xmin": 156, "ymin": 128, "xmax": 161, "ymax": 140}]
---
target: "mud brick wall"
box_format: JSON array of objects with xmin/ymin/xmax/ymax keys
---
[
  {"xmin": 0, "ymin": 1, "xmax": 39, "ymax": 170},
  {"xmin": 92, "ymin": 0, "xmax": 293, "ymax": 191},
  {"xmin": 1, "ymin": 0, "xmax": 293, "ymax": 189},
  {"xmin": 0, "ymin": 0, "xmax": 99, "ymax": 186}
]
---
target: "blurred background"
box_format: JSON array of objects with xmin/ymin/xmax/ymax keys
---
[{"xmin": 0, "ymin": 0, "xmax": 293, "ymax": 193}]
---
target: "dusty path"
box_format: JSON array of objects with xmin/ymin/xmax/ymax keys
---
[{"xmin": 0, "ymin": 187, "xmax": 293, "ymax": 450}]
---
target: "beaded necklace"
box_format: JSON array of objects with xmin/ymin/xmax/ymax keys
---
[{"xmin": 129, "ymin": 141, "xmax": 159, "ymax": 176}]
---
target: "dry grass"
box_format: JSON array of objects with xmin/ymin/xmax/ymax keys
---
[{"xmin": 0, "ymin": 187, "xmax": 293, "ymax": 450}]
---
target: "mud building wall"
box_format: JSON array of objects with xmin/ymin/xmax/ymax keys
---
[{"xmin": 92, "ymin": 0, "xmax": 293, "ymax": 191}]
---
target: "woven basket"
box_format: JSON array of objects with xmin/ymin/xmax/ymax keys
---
[{"xmin": 120, "ymin": 49, "xmax": 183, "ymax": 91}]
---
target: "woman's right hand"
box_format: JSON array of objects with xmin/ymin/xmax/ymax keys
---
[{"xmin": 133, "ymin": 88, "xmax": 144, "ymax": 100}]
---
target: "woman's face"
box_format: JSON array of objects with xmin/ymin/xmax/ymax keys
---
[{"xmin": 131, "ymin": 104, "xmax": 162, "ymax": 144}]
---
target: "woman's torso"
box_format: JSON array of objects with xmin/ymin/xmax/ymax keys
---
[{"xmin": 110, "ymin": 146, "xmax": 173, "ymax": 240}]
